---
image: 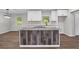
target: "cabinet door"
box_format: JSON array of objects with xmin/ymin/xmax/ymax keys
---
[
  {"xmin": 27, "ymin": 11, "xmax": 42, "ymax": 21},
  {"xmin": 53, "ymin": 30, "xmax": 59, "ymax": 45},
  {"xmin": 20, "ymin": 30, "xmax": 27, "ymax": 45},
  {"xmin": 57, "ymin": 10, "xmax": 68, "ymax": 16},
  {"xmin": 51, "ymin": 11, "xmax": 58, "ymax": 21}
]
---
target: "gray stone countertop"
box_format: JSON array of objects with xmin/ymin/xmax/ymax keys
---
[{"xmin": 20, "ymin": 25, "xmax": 59, "ymax": 30}]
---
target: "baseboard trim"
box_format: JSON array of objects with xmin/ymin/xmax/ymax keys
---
[
  {"xmin": 0, "ymin": 31, "xmax": 10, "ymax": 34},
  {"xmin": 20, "ymin": 45, "xmax": 60, "ymax": 47},
  {"xmin": 63, "ymin": 33, "xmax": 75, "ymax": 37}
]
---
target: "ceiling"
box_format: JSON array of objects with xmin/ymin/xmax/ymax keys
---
[
  {"xmin": 0, "ymin": 9, "xmax": 69, "ymax": 15},
  {"xmin": 0, "ymin": 9, "xmax": 57, "ymax": 15},
  {"xmin": 0, "ymin": 9, "xmax": 27, "ymax": 15}
]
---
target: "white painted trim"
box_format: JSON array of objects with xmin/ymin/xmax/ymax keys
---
[
  {"xmin": 70, "ymin": 9, "xmax": 79, "ymax": 13},
  {"xmin": 60, "ymin": 32, "xmax": 64, "ymax": 34},
  {"xmin": 0, "ymin": 31, "xmax": 10, "ymax": 34},
  {"xmin": 58, "ymin": 30, "xmax": 60, "ymax": 47},
  {"xmin": 20, "ymin": 45, "xmax": 60, "ymax": 47},
  {"xmin": 18, "ymin": 30, "xmax": 21, "ymax": 46},
  {"xmin": 63, "ymin": 33, "xmax": 75, "ymax": 37},
  {"xmin": 66, "ymin": 34, "xmax": 75, "ymax": 37},
  {"xmin": 74, "ymin": 34, "xmax": 79, "ymax": 36}
]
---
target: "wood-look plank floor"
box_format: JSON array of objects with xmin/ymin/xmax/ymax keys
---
[{"xmin": 0, "ymin": 31, "xmax": 79, "ymax": 49}]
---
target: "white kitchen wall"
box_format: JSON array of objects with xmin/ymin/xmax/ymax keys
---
[
  {"xmin": 64, "ymin": 10, "xmax": 75, "ymax": 36},
  {"xmin": 0, "ymin": 15, "xmax": 10, "ymax": 34},
  {"xmin": 10, "ymin": 14, "xmax": 27, "ymax": 31},
  {"xmin": 74, "ymin": 12, "xmax": 79, "ymax": 35}
]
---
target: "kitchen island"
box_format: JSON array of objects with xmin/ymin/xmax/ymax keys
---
[{"xmin": 19, "ymin": 26, "xmax": 60, "ymax": 47}]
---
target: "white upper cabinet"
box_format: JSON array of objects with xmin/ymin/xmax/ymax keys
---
[
  {"xmin": 42, "ymin": 10, "xmax": 51, "ymax": 16},
  {"xmin": 27, "ymin": 11, "xmax": 42, "ymax": 21},
  {"xmin": 57, "ymin": 10, "xmax": 68, "ymax": 16},
  {"xmin": 50, "ymin": 11, "xmax": 58, "ymax": 21}
]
